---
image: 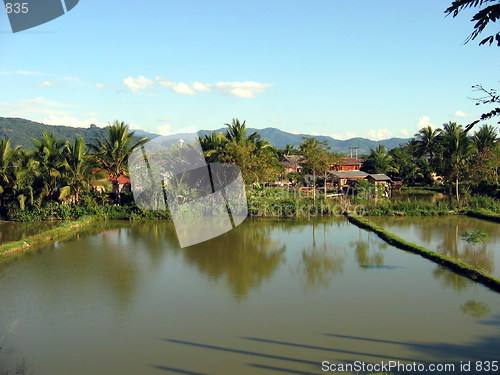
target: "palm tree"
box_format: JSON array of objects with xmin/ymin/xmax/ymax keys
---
[
  {"xmin": 473, "ymin": 124, "xmax": 498, "ymax": 153},
  {"xmin": 200, "ymin": 131, "xmax": 227, "ymax": 162},
  {"xmin": 225, "ymin": 118, "xmax": 258, "ymax": 144},
  {"xmin": 31, "ymin": 131, "xmax": 65, "ymax": 201},
  {"xmin": 362, "ymin": 145, "xmax": 392, "ymax": 174},
  {"xmin": 0, "ymin": 139, "xmax": 19, "ymax": 206},
  {"xmin": 90, "ymin": 121, "xmax": 148, "ymax": 178},
  {"xmin": 59, "ymin": 138, "xmax": 109, "ymax": 204},
  {"xmin": 12, "ymin": 151, "xmax": 39, "ymax": 210},
  {"xmin": 284, "ymin": 144, "xmax": 296, "ymax": 155},
  {"xmin": 414, "ymin": 126, "xmax": 441, "ymax": 159},
  {"xmin": 440, "ymin": 122, "xmax": 471, "ymax": 203}
]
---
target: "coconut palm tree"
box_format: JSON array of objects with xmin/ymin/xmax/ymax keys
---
[
  {"xmin": 31, "ymin": 131, "xmax": 65, "ymax": 201},
  {"xmin": 440, "ymin": 122, "xmax": 471, "ymax": 203},
  {"xmin": 59, "ymin": 138, "xmax": 109, "ymax": 204},
  {"xmin": 90, "ymin": 121, "xmax": 148, "ymax": 178},
  {"xmin": 12, "ymin": 151, "xmax": 39, "ymax": 210},
  {"xmin": 0, "ymin": 139, "xmax": 19, "ymax": 201},
  {"xmin": 414, "ymin": 126, "xmax": 442, "ymax": 159},
  {"xmin": 225, "ymin": 118, "xmax": 258, "ymax": 144},
  {"xmin": 200, "ymin": 131, "xmax": 228, "ymax": 162},
  {"xmin": 473, "ymin": 124, "xmax": 499, "ymax": 153},
  {"xmin": 362, "ymin": 145, "xmax": 393, "ymax": 174}
]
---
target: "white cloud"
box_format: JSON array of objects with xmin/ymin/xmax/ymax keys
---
[
  {"xmin": 211, "ymin": 81, "xmax": 274, "ymax": 98},
  {"xmin": 157, "ymin": 124, "xmax": 172, "ymax": 135},
  {"xmin": 156, "ymin": 77, "xmax": 175, "ymax": 88},
  {"xmin": 453, "ymin": 110, "xmax": 472, "ymax": 118},
  {"xmin": 156, "ymin": 78, "xmax": 195, "ymax": 95},
  {"xmin": 400, "ymin": 129, "xmax": 410, "ymax": 137},
  {"xmin": 36, "ymin": 81, "xmax": 54, "ymax": 87},
  {"xmin": 172, "ymin": 82, "xmax": 195, "ymax": 95},
  {"xmin": 367, "ymin": 128, "xmax": 393, "ymax": 140},
  {"xmin": 41, "ymin": 114, "xmax": 106, "ymax": 128},
  {"xmin": 155, "ymin": 77, "xmax": 273, "ymax": 98},
  {"xmin": 415, "ymin": 115, "xmax": 435, "ymax": 130},
  {"xmin": 192, "ymin": 81, "xmax": 209, "ymax": 92},
  {"xmin": 122, "ymin": 75, "xmax": 154, "ymax": 93},
  {"xmin": 269, "ymin": 118, "xmax": 281, "ymax": 123},
  {"xmin": 96, "ymin": 83, "xmax": 105, "ymax": 89}
]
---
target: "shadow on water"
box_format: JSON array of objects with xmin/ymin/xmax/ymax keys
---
[
  {"xmin": 246, "ymin": 363, "xmax": 320, "ymax": 374},
  {"xmin": 325, "ymin": 320, "xmax": 500, "ymax": 362},
  {"xmin": 149, "ymin": 364, "xmax": 207, "ymax": 375},
  {"xmin": 160, "ymin": 339, "xmax": 318, "ymax": 367},
  {"xmin": 156, "ymin": 333, "xmax": 445, "ymax": 375},
  {"xmin": 241, "ymin": 337, "xmax": 425, "ymax": 363}
]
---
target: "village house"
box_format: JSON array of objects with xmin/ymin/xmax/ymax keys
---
[
  {"xmin": 91, "ymin": 170, "xmax": 132, "ymax": 195},
  {"xmin": 279, "ymin": 155, "xmax": 305, "ymax": 173},
  {"xmin": 330, "ymin": 157, "xmax": 363, "ymax": 171}
]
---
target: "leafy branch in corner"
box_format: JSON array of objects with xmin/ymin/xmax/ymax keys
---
[
  {"xmin": 445, "ymin": 0, "xmax": 500, "ymax": 46},
  {"xmin": 465, "ymin": 84, "xmax": 500, "ymax": 131}
]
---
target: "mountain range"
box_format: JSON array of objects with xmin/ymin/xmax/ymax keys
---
[{"xmin": 0, "ymin": 117, "xmax": 409, "ymax": 155}]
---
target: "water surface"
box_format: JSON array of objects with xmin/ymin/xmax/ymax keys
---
[
  {"xmin": 1, "ymin": 218, "xmax": 499, "ymax": 375},
  {"xmin": 0, "ymin": 221, "xmax": 60, "ymax": 244},
  {"xmin": 370, "ymin": 215, "xmax": 500, "ymax": 278}
]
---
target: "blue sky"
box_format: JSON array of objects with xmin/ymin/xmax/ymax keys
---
[{"xmin": 0, "ymin": 0, "xmax": 498, "ymax": 140}]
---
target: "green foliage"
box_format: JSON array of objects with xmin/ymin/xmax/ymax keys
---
[
  {"xmin": 361, "ymin": 145, "xmax": 392, "ymax": 174},
  {"xmin": 445, "ymin": 0, "xmax": 500, "ymax": 46},
  {"xmin": 89, "ymin": 120, "xmax": 148, "ymax": 177},
  {"xmin": 462, "ymin": 229, "xmax": 491, "ymax": 244}
]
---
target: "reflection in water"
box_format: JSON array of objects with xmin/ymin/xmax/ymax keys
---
[
  {"xmin": 0, "ymin": 218, "xmax": 500, "ymax": 374},
  {"xmin": 300, "ymin": 221, "xmax": 346, "ymax": 289},
  {"xmin": 0, "ymin": 221, "xmax": 60, "ymax": 244},
  {"xmin": 370, "ymin": 216, "xmax": 500, "ymax": 277},
  {"xmin": 460, "ymin": 285, "xmax": 491, "ymax": 318},
  {"xmin": 433, "ymin": 266, "xmax": 470, "ymax": 292},
  {"xmin": 180, "ymin": 221, "xmax": 286, "ymax": 300}
]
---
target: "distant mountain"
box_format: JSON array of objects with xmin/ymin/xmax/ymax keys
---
[
  {"xmin": 199, "ymin": 127, "xmax": 408, "ymax": 155},
  {"xmin": 0, "ymin": 117, "xmax": 150, "ymax": 149},
  {"xmin": 0, "ymin": 117, "xmax": 409, "ymax": 154}
]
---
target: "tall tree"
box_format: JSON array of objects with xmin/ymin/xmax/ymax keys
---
[
  {"xmin": 59, "ymin": 138, "xmax": 109, "ymax": 204},
  {"xmin": 300, "ymin": 137, "xmax": 330, "ymax": 203},
  {"xmin": 440, "ymin": 122, "xmax": 471, "ymax": 202},
  {"xmin": 361, "ymin": 145, "xmax": 393, "ymax": 174},
  {"xmin": 200, "ymin": 131, "xmax": 228, "ymax": 162},
  {"xmin": 414, "ymin": 126, "xmax": 442, "ymax": 159},
  {"xmin": 472, "ymin": 124, "xmax": 499, "ymax": 152},
  {"xmin": 220, "ymin": 119, "xmax": 280, "ymax": 185},
  {"xmin": 31, "ymin": 131, "xmax": 65, "ymax": 201},
  {"xmin": 0, "ymin": 139, "xmax": 19, "ymax": 206},
  {"xmin": 90, "ymin": 121, "xmax": 148, "ymax": 178}
]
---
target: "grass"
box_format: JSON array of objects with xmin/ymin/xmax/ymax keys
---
[
  {"xmin": 465, "ymin": 209, "xmax": 500, "ymax": 223},
  {"xmin": 347, "ymin": 214, "xmax": 500, "ymax": 294},
  {"xmin": 0, "ymin": 216, "xmax": 96, "ymax": 257}
]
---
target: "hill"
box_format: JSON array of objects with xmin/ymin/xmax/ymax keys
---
[
  {"xmin": 199, "ymin": 127, "xmax": 408, "ymax": 155},
  {"xmin": 0, "ymin": 117, "xmax": 157, "ymax": 148},
  {"xmin": 0, "ymin": 117, "xmax": 409, "ymax": 154}
]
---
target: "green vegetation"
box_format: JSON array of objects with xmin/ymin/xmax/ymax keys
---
[
  {"xmin": 465, "ymin": 209, "xmax": 500, "ymax": 223},
  {"xmin": 347, "ymin": 214, "xmax": 500, "ymax": 293},
  {"xmin": 462, "ymin": 229, "xmax": 491, "ymax": 244},
  {"xmin": 0, "ymin": 216, "xmax": 94, "ymax": 256},
  {"xmin": 0, "ymin": 116, "xmax": 498, "ymax": 222},
  {"xmin": 375, "ymin": 123, "xmax": 499, "ymax": 200}
]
